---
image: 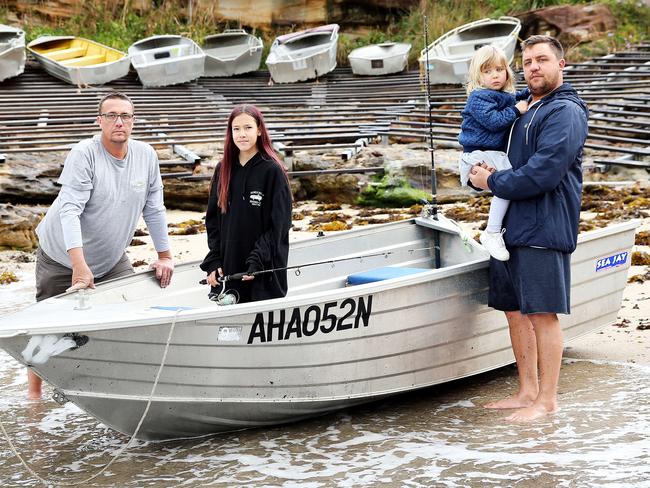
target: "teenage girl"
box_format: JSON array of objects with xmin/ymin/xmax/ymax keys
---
[{"xmin": 201, "ymin": 104, "xmax": 292, "ymax": 303}]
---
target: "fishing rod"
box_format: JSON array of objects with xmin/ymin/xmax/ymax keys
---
[
  {"xmin": 423, "ymin": 14, "xmax": 439, "ymax": 221},
  {"xmin": 423, "ymin": 14, "xmax": 442, "ymax": 269},
  {"xmin": 199, "ymin": 246, "xmax": 436, "ymax": 285}
]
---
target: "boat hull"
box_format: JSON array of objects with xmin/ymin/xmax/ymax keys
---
[
  {"xmin": 349, "ymin": 43, "xmax": 411, "ymax": 76},
  {"xmin": 0, "ymin": 25, "xmax": 26, "ymax": 82},
  {"xmin": 0, "ymin": 218, "xmax": 637, "ymax": 440},
  {"xmin": 203, "ymin": 31, "xmax": 263, "ymax": 77},
  {"xmin": 204, "ymin": 50, "xmax": 262, "ymax": 77}
]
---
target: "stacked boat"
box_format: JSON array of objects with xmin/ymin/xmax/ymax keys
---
[
  {"xmin": 266, "ymin": 24, "xmax": 339, "ymax": 83},
  {"xmin": 0, "ymin": 24, "xmax": 26, "ymax": 82},
  {"xmin": 27, "ymin": 36, "xmax": 130, "ymax": 85},
  {"xmin": 202, "ymin": 29, "xmax": 263, "ymax": 77},
  {"xmin": 419, "ymin": 16, "xmax": 521, "ymax": 85},
  {"xmin": 128, "ymin": 35, "xmax": 205, "ymax": 87}
]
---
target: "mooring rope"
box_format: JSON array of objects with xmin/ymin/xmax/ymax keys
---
[{"xmin": 0, "ymin": 307, "xmax": 183, "ymax": 487}]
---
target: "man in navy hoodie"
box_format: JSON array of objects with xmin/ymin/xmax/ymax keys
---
[{"xmin": 469, "ymin": 35, "xmax": 588, "ymax": 421}]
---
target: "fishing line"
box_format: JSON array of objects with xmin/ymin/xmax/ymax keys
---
[{"xmin": 0, "ymin": 307, "xmax": 183, "ymax": 487}]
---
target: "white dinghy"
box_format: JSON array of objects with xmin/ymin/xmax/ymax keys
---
[
  {"xmin": 0, "ymin": 212, "xmax": 637, "ymax": 440},
  {"xmin": 202, "ymin": 29, "xmax": 263, "ymax": 77},
  {"xmin": 348, "ymin": 41, "xmax": 411, "ymax": 76},
  {"xmin": 0, "ymin": 24, "xmax": 25, "ymax": 82},
  {"xmin": 128, "ymin": 35, "xmax": 205, "ymax": 87},
  {"xmin": 266, "ymin": 24, "xmax": 339, "ymax": 83},
  {"xmin": 26, "ymin": 36, "xmax": 130, "ymax": 85},
  {"xmin": 419, "ymin": 16, "xmax": 521, "ymax": 85}
]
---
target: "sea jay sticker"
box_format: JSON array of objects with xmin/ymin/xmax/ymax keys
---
[
  {"xmin": 595, "ymin": 252, "xmax": 628, "ymax": 272},
  {"xmin": 247, "ymin": 295, "xmax": 373, "ymax": 344}
]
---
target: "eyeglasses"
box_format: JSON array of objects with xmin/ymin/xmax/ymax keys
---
[{"xmin": 100, "ymin": 113, "xmax": 135, "ymax": 122}]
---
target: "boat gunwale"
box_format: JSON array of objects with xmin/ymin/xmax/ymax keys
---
[
  {"xmin": 0, "ymin": 256, "xmax": 489, "ymax": 338},
  {"xmin": 27, "ymin": 35, "xmax": 127, "ymax": 57}
]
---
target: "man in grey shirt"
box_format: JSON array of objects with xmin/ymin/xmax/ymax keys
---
[{"xmin": 30, "ymin": 91, "xmax": 174, "ymax": 399}]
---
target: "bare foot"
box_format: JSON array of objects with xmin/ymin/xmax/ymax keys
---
[
  {"xmin": 506, "ymin": 402, "xmax": 557, "ymax": 422},
  {"xmin": 484, "ymin": 394, "xmax": 535, "ymax": 410}
]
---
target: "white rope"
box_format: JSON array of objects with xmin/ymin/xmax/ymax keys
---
[{"xmin": 0, "ymin": 308, "xmax": 183, "ymax": 487}]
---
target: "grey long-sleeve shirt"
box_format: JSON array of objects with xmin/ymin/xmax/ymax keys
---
[{"xmin": 36, "ymin": 135, "xmax": 169, "ymax": 278}]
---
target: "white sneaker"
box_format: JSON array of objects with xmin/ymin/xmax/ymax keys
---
[{"xmin": 480, "ymin": 230, "xmax": 510, "ymax": 261}]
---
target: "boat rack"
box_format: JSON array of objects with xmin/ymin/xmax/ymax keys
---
[{"xmin": 0, "ymin": 43, "xmax": 648, "ymax": 179}]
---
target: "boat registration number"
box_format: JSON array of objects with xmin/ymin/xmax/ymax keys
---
[{"xmin": 247, "ymin": 295, "xmax": 373, "ymax": 344}]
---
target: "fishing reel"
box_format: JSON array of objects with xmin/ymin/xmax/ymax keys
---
[
  {"xmin": 420, "ymin": 198, "xmax": 436, "ymax": 219},
  {"xmin": 200, "ymin": 275, "xmax": 242, "ymax": 306},
  {"xmin": 207, "ymin": 280, "xmax": 240, "ymax": 306}
]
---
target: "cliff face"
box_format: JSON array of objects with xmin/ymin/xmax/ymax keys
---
[
  {"xmin": 195, "ymin": 0, "xmax": 419, "ymax": 26},
  {"xmin": 7, "ymin": 0, "xmax": 419, "ymax": 26}
]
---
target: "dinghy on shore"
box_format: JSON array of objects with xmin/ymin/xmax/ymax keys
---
[
  {"xmin": 128, "ymin": 35, "xmax": 205, "ymax": 87},
  {"xmin": 0, "ymin": 24, "xmax": 25, "ymax": 82},
  {"xmin": 202, "ymin": 29, "xmax": 263, "ymax": 77},
  {"xmin": 26, "ymin": 36, "xmax": 130, "ymax": 85},
  {"xmin": 266, "ymin": 24, "xmax": 339, "ymax": 83},
  {"xmin": 0, "ymin": 211, "xmax": 637, "ymax": 440},
  {"xmin": 349, "ymin": 42, "xmax": 411, "ymax": 76},
  {"xmin": 419, "ymin": 16, "xmax": 521, "ymax": 85}
]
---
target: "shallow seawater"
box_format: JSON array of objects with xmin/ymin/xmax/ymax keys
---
[
  {"xmin": 1, "ymin": 352, "xmax": 649, "ymax": 487},
  {"xmin": 1, "ymin": 279, "xmax": 650, "ymax": 487}
]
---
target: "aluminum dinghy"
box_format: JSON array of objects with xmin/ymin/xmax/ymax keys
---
[
  {"xmin": 419, "ymin": 16, "xmax": 521, "ymax": 85},
  {"xmin": 202, "ymin": 29, "xmax": 263, "ymax": 77},
  {"xmin": 128, "ymin": 35, "xmax": 205, "ymax": 87},
  {"xmin": 266, "ymin": 24, "xmax": 339, "ymax": 83},
  {"xmin": 0, "ymin": 24, "xmax": 26, "ymax": 82},
  {"xmin": 27, "ymin": 36, "xmax": 130, "ymax": 85},
  {"xmin": 0, "ymin": 215, "xmax": 638, "ymax": 440},
  {"xmin": 348, "ymin": 42, "xmax": 411, "ymax": 76}
]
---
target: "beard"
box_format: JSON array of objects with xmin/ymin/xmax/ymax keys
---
[{"xmin": 527, "ymin": 71, "xmax": 561, "ymax": 97}]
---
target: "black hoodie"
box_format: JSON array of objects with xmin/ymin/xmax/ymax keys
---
[{"xmin": 200, "ymin": 152, "xmax": 292, "ymax": 302}]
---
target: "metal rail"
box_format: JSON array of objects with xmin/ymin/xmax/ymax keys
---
[{"xmin": 0, "ymin": 45, "xmax": 648, "ymax": 181}]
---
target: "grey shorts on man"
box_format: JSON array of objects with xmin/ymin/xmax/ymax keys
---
[{"xmin": 35, "ymin": 247, "xmax": 134, "ymax": 302}]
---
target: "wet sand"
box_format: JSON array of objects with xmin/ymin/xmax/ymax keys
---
[{"xmin": 0, "ymin": 202, "xmax": 649, "ymax": 487}]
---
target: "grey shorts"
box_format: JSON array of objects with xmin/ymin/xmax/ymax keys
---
[
  {"xmin": 35, "ymin": 248, "xmax": 134, "ymax": 302},
  {"xmin": 488, "ymin": 247, "xmax": 571, "ymax": 315}
]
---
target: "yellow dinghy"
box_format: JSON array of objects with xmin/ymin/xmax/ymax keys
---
[{"xmin": 27, "ymin": 36, "xmax": 130, "ymax": 85}]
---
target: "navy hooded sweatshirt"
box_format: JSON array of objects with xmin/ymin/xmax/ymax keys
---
[
  {"xmin": 487, "ymin": 83, "xmax": 588, "ymax": 253},
  {"xmin": 200, "ymin": 152, "xmax": 292, "ymax": 302}
]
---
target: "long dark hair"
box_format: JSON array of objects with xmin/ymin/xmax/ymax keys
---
[{"xmin": 213, "ymin": 104, "xmax": 284, "ymax": 213}]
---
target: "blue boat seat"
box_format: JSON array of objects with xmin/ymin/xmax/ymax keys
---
[{"xmin": 347, "ymin": 266, "xmax": 429, "ymax": 285}]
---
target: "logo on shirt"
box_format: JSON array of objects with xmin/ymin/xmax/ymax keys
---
[
  {"xmin": 130, "ymin": 180, "xmax": 146, "ymax": 192},
  {"xmin": 595, "ymin": 252, "xmax": 628, "ymax": 272},
  {"xmin": 249, "ymin": 191, "xmax": 264, "ymax": 207}
]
